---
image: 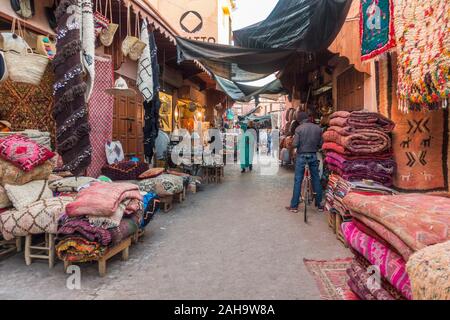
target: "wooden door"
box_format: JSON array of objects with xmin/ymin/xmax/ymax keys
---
[
  {"xmin": 112, "ymin": 80, "xmax": 145, "ymax": 161},
  {"xmin": 337, "ymin": 67, "xmax": 365, "ymax": 111}
]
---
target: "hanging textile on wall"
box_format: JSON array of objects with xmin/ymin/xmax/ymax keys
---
[
  {"xmin": 0, "ymin": 66, "xmax": 55, "ymax": 146},
  {"xmin": 360, "ymin": 0, "xmax": 395, "ymax": 61},
  {"xmin": 137, "ymin": 19, "xmax": 154, "ymax": 103},
  {"xmin": 80, "ymin": 0, "xmax": 96, "ymax": 102},
  {"xmin": 376, "ymin": 53, "xmax": 450, "ymax": 193},
  {"xmin": 143, "ymin": 31, "xmax": 161, "ymax": 162},
  {"xmin": 394, "ymin": 0, "xmax": 450, "ymax": 111},
  {"xmin": 53, "ymin": 0, "xmax": 92, "ymax": 175},
  {"xmin": 87, "ymin": 56, "xmax": 114, "ymax": 177}
]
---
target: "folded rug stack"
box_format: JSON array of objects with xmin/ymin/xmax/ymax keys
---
[
  {"xmin": 341, "ymin": 193, "xmax": 450, "ymax": 300},
  {"xmin": 323, "ymin": 111, "xmax": 396, "ymax": 186},
  {"xmin": 325, "ymin": 174, "xmax": 396, "ymax": 222},
  {"xmin": 56, "ymin": 182, "xmax": 143, "ymax": 262}
]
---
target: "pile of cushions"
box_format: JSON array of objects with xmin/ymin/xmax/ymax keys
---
[
  {"xmin": 323, "ymin": 111, "xmax": 396, "ymax": 186},
  {"xmin": 0, "ymin": 134, "xmax": 65, "ymax": 241},
  {"xmin": 341, "ymin": 193, "xmax": 450, "ymax": 300},
  {"xmin": 138, "ymin": 174, "xmax": 184, "ymax": 196},
  {"xmin": 56, "ymin": 182, "xmax": 143, "ymax": 262}
]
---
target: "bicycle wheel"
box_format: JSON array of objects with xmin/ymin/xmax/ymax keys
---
[{"xmin": 304, "ymin": 182, "xmax": 308, "ymax": 223}]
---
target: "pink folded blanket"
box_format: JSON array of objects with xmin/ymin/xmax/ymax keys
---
[{"xmin": 66, "ymin": 182, "xmax": 142, "ymax": 217}]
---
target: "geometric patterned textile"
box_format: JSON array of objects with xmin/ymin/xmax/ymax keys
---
[
  {"xmin": 0, "ymin": 134, "xmax": 55, "ymax": 172},
  {"xmin": 87, "ymin": 57, "xmax": 114, "ymax": 177},
  {"xmin": 341, "ymin": 221, "xmax": 412, "ymax": 299},
  {"xmin": 394, "ymin": 0, "xmax": 450, "ymax": 111},
  {"xmin": 376, "ymin": 53, "xmax": 450, "ymax": 194},
  {"xmin": 0, "ymin": 66, "xmax": 55, "ymax": 146},
  {"xmin": 343, "ymin": 193, "xmax": 450, "ymax": 252},
  {"xmin": 303, "ymin": 258, "xmax": 359, "ymax": 300},
  {"xmin": 0, "ymin": 196, "xmax": 74, "ymax": 240},
  {"xmin": 360, "ymin": 0, "xmax": 395, "ymax": 61}
]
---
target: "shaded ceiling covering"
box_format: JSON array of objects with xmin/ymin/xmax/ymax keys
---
[
  {"xmin": 233, "ymin": 0, "xmax": 352, "ymax": 50},
  {"xmin": 214, "ymin": 76, "xmax": 286, "ymax": 102},
  {"xmin": 176, "ymin": 0, "xmax": 351, "ymax": 101}
]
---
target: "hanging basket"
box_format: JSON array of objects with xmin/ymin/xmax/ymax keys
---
[{"xmin": 4, "ymin": 46, "xmax": 49, "ymax": 85}]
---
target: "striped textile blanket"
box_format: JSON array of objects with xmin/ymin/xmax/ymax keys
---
[
  {"xmin": 329, "ymin": 111, "xmax": 395, "ymax": 133},
  {"xmin": 342, "ymin": 221, "xmax": 412, "ymax": 299},
  {"xmin": 323, "ymin": 129, "xmax": 391, "ymax": 155}
]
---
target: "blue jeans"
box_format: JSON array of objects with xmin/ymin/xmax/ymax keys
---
[{"xmin": 290, "ymin": 153, "xmax": 323, "ymax": 208}]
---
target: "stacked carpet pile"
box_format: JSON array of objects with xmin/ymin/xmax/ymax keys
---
[
  {"xmin": 324, "ymin": 174, "xmax": 396, "ymax": 222},
  {"xmin": 323, "ymin": 111, "xmax": 396, "ymax": 186},
  {"xmin": 341, "ymin": 193, "xmax": 450, "ymax": 300},
  {"xmin": 56, "ymin": 182, "xmax": 143, "ymax": 262}
]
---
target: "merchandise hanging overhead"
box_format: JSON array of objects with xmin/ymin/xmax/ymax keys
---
[{"xmin": 233, "ymin": 0, "xmax": 352, "ymax": 51}]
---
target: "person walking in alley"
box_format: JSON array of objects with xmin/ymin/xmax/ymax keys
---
[
  {"xmin": 239, "ymin": 121, "xmax": 256, "ymax": 173},
  {"xmin": 286, "ymin": 112, "xmax": 324, "ymax": 213}
]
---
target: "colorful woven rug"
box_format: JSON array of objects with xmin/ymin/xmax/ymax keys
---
[
  {"xmin": 360, "ymin": 0, "xmax": 395, "ymax": 61},
  {"xmin": 376, "ymin": 53, "xmax": 450, "ymax": 192},
  {"xmin": 87, "ymin": 57, "xmax": 114, "ymax": 177},
  {"xmin": 304, "ymin": 258, "xmax": 359, "ymax": 300},
  {"xmin": 0, "ymin": 66, "xmax": 55, "ymax": 147},
  {"xmin": 394, "ymin": 0, "xmax": 450, "ymax": 111}
]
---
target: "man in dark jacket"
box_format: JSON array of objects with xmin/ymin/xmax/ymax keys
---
[{"xmin": 286, "ymin": 112, "xmax": 323, "ymax": 213}]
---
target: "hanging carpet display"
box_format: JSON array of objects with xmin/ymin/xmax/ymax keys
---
[
  {"xmin": 360, "ymin": 0, "xmax": 395, "ymax": 61},
  {"xmin": 53, "ymin": 0, "xmax": 92, "ymax": 175},
  {"xmin": 394, "ymin": 0, "xmax": 450, "ymax": 111},
  {"xmin": 376, "ymin": 53, "xmax": 449, "ymax": 193},
  {"xmin": 137, "ymin": 19, "xmax": 154, "ymax": 103},
  {"xmin": 143, "ymin": 31, "xmax": 161, "ymax": 162},
  {"xmin": 87, "ymin": 56, "xmax": 114, "ymax": 177},
  {"xmin": 0, "ymin": 65, "xmax": 55, "ymax": 145}
]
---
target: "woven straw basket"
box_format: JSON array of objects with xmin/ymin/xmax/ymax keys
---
[{"xmin": 4, "ymin": 45, "xmax": 49, "ymax": 85}]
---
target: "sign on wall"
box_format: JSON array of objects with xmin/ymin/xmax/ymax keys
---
[{"xmin": 158, "ymin": 0, "xmax": 218, "ymax": 43}]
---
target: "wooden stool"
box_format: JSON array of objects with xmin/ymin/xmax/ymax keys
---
[
  {"xmin": 0, "ymin": 237, "xmax": 21, "ymax": 258},
  {"xmin": 64, "ymin": 237, "xmax": 131, "ymax": 277},
  {"xmin": 327, "ymin": 212, "xmax": 336, "ymax": 233},
  {"xmin": 132, "ymin": 229, "xmax": 145, "ymax": 244},
  {"xmin": 159, "ymin": 195, "xmax": 173, "ymax": 213},
  {"xmin": 335, "ymin": 215, "xmax": 348, "ymax": 247},
  {"xmin": 24, "ymin": 233, "xmax": 56, "ymax": 268}
]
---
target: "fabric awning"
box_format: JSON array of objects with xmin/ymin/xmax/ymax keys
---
[
  {"xmin": 177, "ymin": 37, "xmax": 293, "ymax": 82},
  {"xmin": 215, "ymin": 76, "xmax": 286, "ymax": 102},
  {"xmin": 233, "ymin": 0, "xmax": 352, "ymax": 51}
]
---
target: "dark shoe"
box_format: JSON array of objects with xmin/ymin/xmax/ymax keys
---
[
  {"xmin": 285, "ymin": 206, "xmax": 298, "ymax": 213},
  {"xmin": 249, "ymin": 165, "xmax": 253, "ymax": 171},
  {"xmin": 317, "ymin": 206, "xmax": 325, "ymax": 212},
  {"xmin": 241, "ymin": 168, "xmax": 245, "ymax": 173}
]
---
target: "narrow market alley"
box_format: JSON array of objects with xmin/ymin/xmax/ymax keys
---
[{"xmin": 0, "ymin": 162, "xmax": 348, "ymax": 300}]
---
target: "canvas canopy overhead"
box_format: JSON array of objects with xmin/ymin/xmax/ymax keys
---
[
  {"xmin": 177, "ymin": 37, "xmax": 293, "ymax": 82},
  {"xmin": 233, "ymin": 0, "xmax": 352, "ymax": 51},
  {"xmin": 176, "ymin": 0, "xmax": 351, "ymax": 101},
  {"xmin": 214, "ymin": 76, "xmax": 285, "ymax": 102}
]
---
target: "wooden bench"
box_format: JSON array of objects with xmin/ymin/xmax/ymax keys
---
[
  {"xmin": 64, "ymin": 237, "xmax": 131, "ymax": 277},
  {"xmin": 24, "ymin": 233, "xmax": 55, "ymax": 268},
  {"xmin": 0, "ymin": 237, "xmax": 21, "ymax": 258},
  {"xmin": 159, "ymin": 195, "xmax": 173, "ymax": 213}
]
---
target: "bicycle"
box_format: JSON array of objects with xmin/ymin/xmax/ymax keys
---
[{"xmin": 301, "ymin": 164, "xmax": 314, "ymax": 223}]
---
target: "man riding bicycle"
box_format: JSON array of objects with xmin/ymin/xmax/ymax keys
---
[{"xmin": 285, "ymin": 111, "xmax": 324, "ymax": 213}]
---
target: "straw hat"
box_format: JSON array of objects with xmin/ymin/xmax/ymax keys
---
[
  {"xmin": 0, "ymin": 120, "xmax": 12, "ymax": 130},
  {"xmin": 105, "ymin": 76, "xmax": 136, "ymax": 97}
]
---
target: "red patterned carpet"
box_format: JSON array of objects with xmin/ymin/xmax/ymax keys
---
[{"xmin": 304, "ymin": 258, "xmax": 359, "ymax": 300}]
